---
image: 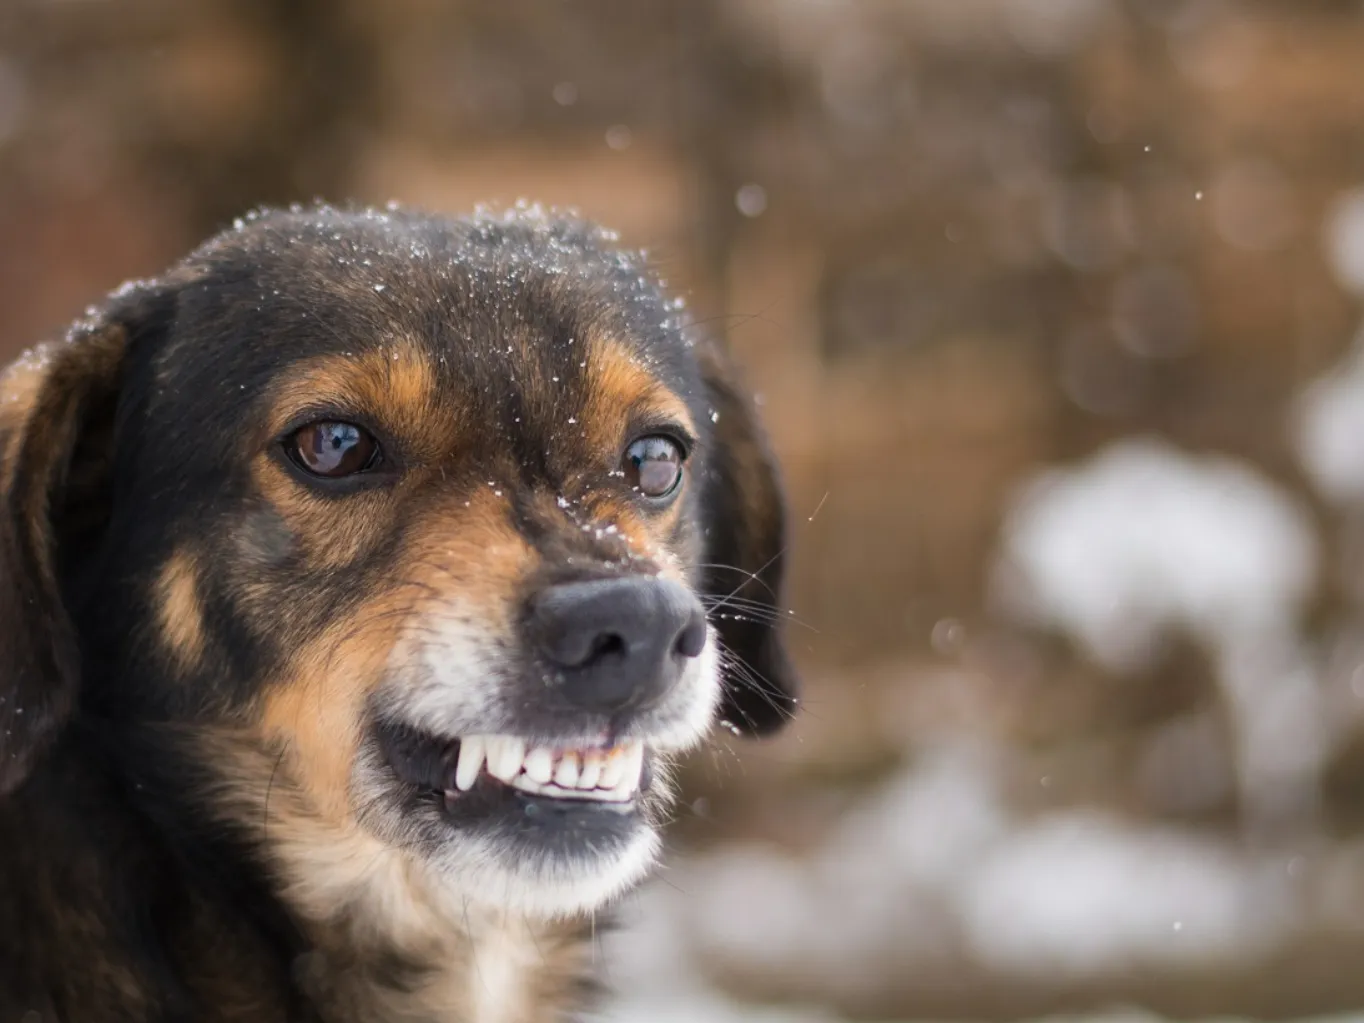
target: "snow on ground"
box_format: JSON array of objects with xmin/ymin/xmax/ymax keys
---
[
  {"xmin": 598, "ymin": 744, "xmax": 1303, "ymax": 1019},
  {"xmin": 959, "ymin": 813, "xmax": 1294, "ymax": 976},
  {"xmin": 1325, "ymin": 188, "xmax": 1364, "ymax": 295},
  {"xmin": 1296, "ymin": 189, "xmax": 1364, "ymax": 503},
  {"xmin": 992, "ymin": 437, "xmax": 1317, "ymax": 671},
  {"xmin": 1295, "ymin": 323, "xmax": 1364, "ymax": 505},
  {"xmin": 992, "ymin": 437, "xmax": 1324, "ymax": 833}
]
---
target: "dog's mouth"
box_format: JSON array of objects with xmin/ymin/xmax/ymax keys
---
[
  {"xmin": 448, "ymin": 733, "xmax": 648, "ymax": 803},
  {"xmin": 374, "ymin": 720, "xmax": 654, "ymax": 810}
]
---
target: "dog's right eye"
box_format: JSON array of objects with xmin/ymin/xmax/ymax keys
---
[{"xmin": 284, "ymin": 421, "xmax": 381, "ymax": 478}]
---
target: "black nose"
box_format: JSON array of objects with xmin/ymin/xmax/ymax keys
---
[{"xmin": 529, "ymin": 577, "xmax": 708, "ymax": 714}]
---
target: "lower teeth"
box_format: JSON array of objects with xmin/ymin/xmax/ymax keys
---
[
  {"xmin": 508, "ymin": 775, "xmax": 635, "ymax": 802},
  {"xmin": 441, "ymin": 774, "xmax": 637, "ymax": 803}
]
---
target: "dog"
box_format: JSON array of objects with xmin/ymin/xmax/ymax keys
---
[{"xmin": 0, "ymin": 204, "xmax": 797, "ymax": 1022}]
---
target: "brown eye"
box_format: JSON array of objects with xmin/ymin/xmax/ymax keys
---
[
  {"xmin": 623, "ymin": 436, "xmax": 684, "ymax": 500},
  {"xmin": 285, "ymin": 421, "xmax": 380, "ymax": 478}
]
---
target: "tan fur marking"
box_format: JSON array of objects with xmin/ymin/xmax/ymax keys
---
[
  {"xmin": 0, "ymin": 346, "xmax": 48, "ymax": 469},
  {"xmin": 156, "ymin": 551, "xmax": 206, "ymax": 670},
  {"xmin": 258, "ymin": 609, "xmax": 401, "ymax": 822},
  {"xmin": 263, "ymin": 339, "xmax": 450, "ymax": 456},
  {"xmin": 582, "ymin": 335, "xmax": 696, "ymax": 457},
  {"xmin": 397, "ymin": 488, "xmax": 535, "ymax": 632},
  {"xmin": 255, "ymin": 488, "xmax": 532, "ymax": 823}
]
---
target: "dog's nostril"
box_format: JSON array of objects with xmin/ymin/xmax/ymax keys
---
[
  {"xmin": 673, "ymin": 615, "xmax": 707, "ymax": 660},
  {"xmin": 589, "ymin": 632, "xmax": 627, "ymax": 663}
]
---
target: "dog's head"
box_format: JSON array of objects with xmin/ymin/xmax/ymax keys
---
[{"xmin": 0, "ymin": 206, "xmax": 796, "ymax": 918}]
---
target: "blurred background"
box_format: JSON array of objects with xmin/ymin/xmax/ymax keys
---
[{"xmin": 8, "ymin": 1, "xmax": 1364, "ymax": 1020}]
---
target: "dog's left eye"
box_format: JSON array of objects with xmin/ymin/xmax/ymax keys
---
[
  {"xmin": 623, "ymin": 436, "xmax": 685, "ymax": 500},
  {"xmin": 284, "ymin": 421, "xmax": 381, "ymax": 478}
]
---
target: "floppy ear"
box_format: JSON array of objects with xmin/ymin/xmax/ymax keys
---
[
  {"xmin": 697, "ymin": 344, "xmax": 799, "ymax": 737},
  {"xmin": 0, "ymin": 287, "xmax": 166, "ymax": 794}
]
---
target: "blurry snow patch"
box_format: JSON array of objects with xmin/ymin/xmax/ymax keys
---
[
  {"xmin": 1294, "ymin": 326, "xmax": 1364, "ymax": 504},
  {"xmin": 684, "ymin": 745, "xmax": 1005, "ymax": 990},
  {"xmin": 994, "ymin": 438, "xmax": 1325, "ymax": 834},
  {"xmin": 961, "ymin": 813, "xmax": 1295, "ymax": 977},
  {"xmin": 1216, "ymin": 636, "xmax": 1325, "ymax": 833},
  {"xmin": 1325, "ymin": 188, "xmax": 1364, "ymax": 294},
  {"xmin": 994, "ymin": 437, "xmax": 1317, "ymax": 671},
  {"xmin": 602, "ymin": 746, "xmax": 1004, "ymax": 1003},
  {"xmin": 601, "ymin": 745, "xmax": 1304, "ymax": 1010}
]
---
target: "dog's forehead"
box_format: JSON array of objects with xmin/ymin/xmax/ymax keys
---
[{"xmin": 159, "ymin": 209, "xmax": 702, "ymax": 407}]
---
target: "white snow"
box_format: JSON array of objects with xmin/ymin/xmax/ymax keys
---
[
  {"xmin": 993, "ymin": 438, "xmax": 1324, "ymax": 833},
  {"xmin": 1294, "ymin": 325, "xmax": 1364, "ymax": 504},
  {"xmin": 600, "ymin": 745, "xmax": 1303, "ymax": 1016},
  {"xmin": 993, "ymin": 437, "xmax": 1317, "ymax": 671},
  {"xmin": 960, "ymin": 813, "xmax": 1293, "ymax": 976},
  {"xmin": 1324, "ymin": 188, "xmax": 1364, "ymax": 294}
]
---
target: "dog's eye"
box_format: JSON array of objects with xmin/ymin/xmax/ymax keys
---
[
  {"xmin": 623, "ymin": 436, "xmax": 684, "ymax": 500},
  {"xmin": 285, "ymin": 421, "xmax": 381, "ymax": 478}
]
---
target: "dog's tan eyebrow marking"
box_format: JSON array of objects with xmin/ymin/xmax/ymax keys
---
[
  {"xmin": 582, "ymin": 336, "xmax": 695, "ymax": 457},
  {"xmin": 263, "ymin": 337, "xmax": 451, "ymax": 456},
  {"xmin": 156, "ymin": 550, "xmax": 206, "ymax": 671}
]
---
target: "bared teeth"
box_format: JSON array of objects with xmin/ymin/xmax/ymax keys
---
[
  {"xmin": 578, "ymin": 751, "xmax": 603, "ymax": 790},
  {"xmin": 598, "ymin": 746, "xmax": 628, "ymax": 791},
  {"xmin": 442, "ymin": 734, "xmax": 645, "ymax": 802},
  {"xmin": 554, "ymin": 752, "xmax": 580, "ymax": 788},
  {"xmin": 486, "ymin": 736, "xmax": 526, "ymax": 782},
  {"xmin": 454, "ymin": 735, "xmax": 485, "ymax": 791},
  {"xmin": 611, "ymin": 741, "xmax": 645, "ymax": 801},
  {"xmin": 523, "ymin": 747, "xmax": 554, "ymax": 784}
]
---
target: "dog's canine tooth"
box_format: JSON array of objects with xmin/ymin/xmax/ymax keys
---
[
  {"xmin": 454, "ymin": 735, "xmax": 486, "ymax": 791},
  {"xmin": 486, "ymin": 735, "xmax": 526, "ymax": 782},
  {"xmin": 577, "ymin": 750, "xmax": 604, "ymax": 790},
  {"xmin": 622, "ymin": 740, "xmax": 644, "ymax": 791},
  {"xmin": 554, "ymin": 751, "xmax": 580, "ymax": 788},
  {"xmin": 523, "ymin": 746, "xmax": 554, "ymax": 784}
]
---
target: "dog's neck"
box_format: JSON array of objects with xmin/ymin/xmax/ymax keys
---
[
  {"xmin": 280, "ymin": 836, "xmax": 594, "ymax": 1023},
  {"xmin": 293, "ymin": 899, "xmax": 590, "ymax": 1023}
]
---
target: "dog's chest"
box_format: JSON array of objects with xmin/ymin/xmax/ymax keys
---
[
  {"xmin": 464, "ymin": 923, "xmax": 535, "ymax": 1023},
  {"xmin": 296, "ymin": 933, "xmax": 539, "ymax": 1023},
  {"xmin": 287, "ymin": 861, "xmax": 584, "ymax": 1023}
]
